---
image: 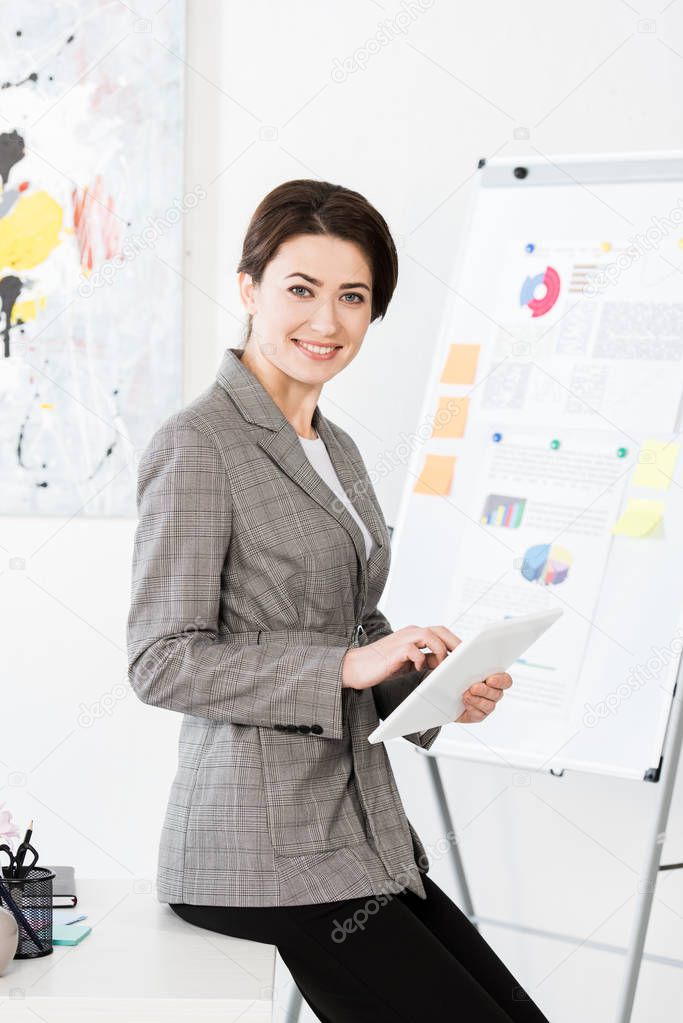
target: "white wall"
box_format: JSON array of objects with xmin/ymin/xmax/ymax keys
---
[{"xmin": 3, "ymin": 2, "xmax": 683, "ymax": 1020}]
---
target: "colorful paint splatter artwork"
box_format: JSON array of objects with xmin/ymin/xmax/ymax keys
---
[{"xmin": 0, "ymin": 2, "xmax": 185, "ymax": 515}]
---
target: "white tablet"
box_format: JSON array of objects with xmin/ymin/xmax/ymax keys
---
[{"xmin": 367, "ymin": 607, "xmax": 563, "ymax": 743}]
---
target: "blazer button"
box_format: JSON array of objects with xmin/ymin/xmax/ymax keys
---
[
  {"xmin": 310, "ymin": 724, "xmax": 323, "ymax": 734},
  {"xmin": 286, "ymin": 724, "xmax": 299, "ymax": 733},
  {"xmin": 298, "ymin": 724, "xmax": 311, "ymax": 733}
]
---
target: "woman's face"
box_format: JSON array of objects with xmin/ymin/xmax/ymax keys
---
[{"xmin": 238, "ymin": 233, "xmax": 374, "ymax": 383}]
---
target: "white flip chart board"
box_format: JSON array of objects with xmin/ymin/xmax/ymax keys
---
[{"xmin": 383, "ymin": 150, "xmax": 683, "ymax": 781}]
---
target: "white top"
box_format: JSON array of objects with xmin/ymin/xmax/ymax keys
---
[{"xmin": 298, "ymin": 433, "xmax": 377, "ymax": 561}]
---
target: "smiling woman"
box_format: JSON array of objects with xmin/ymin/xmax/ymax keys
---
[
  {"xmin": 232, "ymin": 179, "xmax": 399, "ymax": 438},
  {"xmin": 128, "ymin": 178, "xmax": 548, "ymax": 1022},
  {"xmin": 237, "ymin": 177, "xmax": 397, "ymax": 326}
]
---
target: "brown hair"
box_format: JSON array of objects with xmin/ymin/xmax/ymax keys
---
[{"xmin": 236, "ymin": 179, "xmax": 398, "ymax": 346}]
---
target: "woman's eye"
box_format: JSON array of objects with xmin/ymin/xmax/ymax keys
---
[{"xmin": 288, "ymin": 286, "xmax": 364, "ymax": 304}]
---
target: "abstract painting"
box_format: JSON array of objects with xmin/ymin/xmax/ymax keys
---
[{"xmin": 0, "ymin": 1, "xmax": 186, "ymax": 516}]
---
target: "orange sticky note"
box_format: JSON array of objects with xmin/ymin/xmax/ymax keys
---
[
  {"xmin": 440, "ymin": 344, "xmax": 480, "ymax": 385},
  {"xmin": 413, "ymin": 453, "xmax": 456, "ymax": 496},
  {"xmin": 431, "ymin": 396, "xmax": 469, "ymax": 439}
]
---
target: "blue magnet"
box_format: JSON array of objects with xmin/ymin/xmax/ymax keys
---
[
  {"xmin": 525, "ymin": 243, "xmax": 535, "ymax": 253},
  {"xmin": 492, "ymin": 432, "xmax": 502, "ymax": 443}
]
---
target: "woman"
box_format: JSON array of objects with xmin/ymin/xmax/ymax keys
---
[{"xmin": 126, "ymin": 179, "xmax": 550, "ymax": 1022}]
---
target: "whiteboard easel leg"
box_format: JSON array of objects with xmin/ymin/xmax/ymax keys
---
[
  {"xmin": 425, "ymin": 753, "xmax": 479, "ymax": 932},
  {"xmin": 284, "ymin": 982, "xmax": 303, "ymax": 1023},
  {"xmin": 614, "ymin": 676, "xmax": 683, "ymax": 1023}
]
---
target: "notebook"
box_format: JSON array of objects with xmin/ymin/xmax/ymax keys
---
[
  {"xmin": 44, "ymin": 864, "xmax": 77, "ymax": 908},
  {"xmin": 52, "ymin": 923, "xmax": 91, "ymax": 945}
]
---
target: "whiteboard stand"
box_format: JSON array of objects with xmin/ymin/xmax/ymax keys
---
[
  {"xmin": 411, "ymin": 662, "xmax": 683, "ymax": 1023},
  {"xmin": 284, "ymin": 973, "xmax": 304, "ymax": 1022},
  {"xmin": 614, "ymin": 665, "xmax": 683, "ymax": 1023},
  {"xmin": 424, "ymin": 753, "xmax": 479, "ymax": 932}
]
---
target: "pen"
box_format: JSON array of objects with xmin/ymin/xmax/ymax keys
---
[
  {"xmin": 0, "ymin": 879, "xmax": 46, "ymax": 952},
  {"xmin": 14, "ymin": 818, "xmax": 33, "ymax": 875}
]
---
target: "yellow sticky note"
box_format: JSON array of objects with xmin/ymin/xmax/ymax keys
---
[
  {"xmin": 413, "ymin": 454, "xmax": 456, "ymax": 496},
  {"xmin": 431, "ymin": 396, "xmax": 469, "ymax": 439},
  {"xmin": 611, "ymin": 498, "xmax": 664, "ymax": 537},
  {"xmin": 632, "ymin": 439, "xmax": 679, "ymax": 490},
  {"xmin": 440, "ymin": 344, "xmax": 480, "ymax": 385}
]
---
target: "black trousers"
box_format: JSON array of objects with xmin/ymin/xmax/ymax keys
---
[{"xmin": 170, "ymin": 873, "xmax": 551, "ymax": 1022}]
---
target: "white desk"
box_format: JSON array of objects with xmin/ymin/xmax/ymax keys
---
[{"xmin": 0, "ymin": 879, "xmax": 276, "ymax": 1022}]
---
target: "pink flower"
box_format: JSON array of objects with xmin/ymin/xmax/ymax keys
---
[{"xmin": 0, "ymin": 803, "xmax": 21, "ymax": 848}]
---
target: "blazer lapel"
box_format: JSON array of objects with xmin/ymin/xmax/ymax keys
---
[{"xmin": 216, "ymin": 347, "xmax": 389, "ymax": 606}]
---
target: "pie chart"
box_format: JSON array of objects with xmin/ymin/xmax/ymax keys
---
[
  {"xmin": 521, "ymin": 542, "xmax": 572, "ymax": 586},
  {"xmin": 519, "ymin": 266, "xmax": 561, "ymax": 317}
]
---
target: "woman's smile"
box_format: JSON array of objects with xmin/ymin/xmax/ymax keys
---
[{"xmin": 290, "ymin": 337, "xmax": 342, "ymax": 360}]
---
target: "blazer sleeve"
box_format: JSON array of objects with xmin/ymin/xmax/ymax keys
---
[
  {"xmin": 126, "ymin": 415, "xmax": 348, "ymax": 739},
  {"xmin": 363, "ymin": 605, "xmax": 442, "ymax": 751}
]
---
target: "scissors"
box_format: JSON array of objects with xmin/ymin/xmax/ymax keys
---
[{"xmin": 0, "ymin": 841, "xmax": 39, "ymax": 880}]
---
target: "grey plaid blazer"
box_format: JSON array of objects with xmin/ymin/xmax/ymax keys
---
[{"xmin": 127, "ymin": 346, "xmax": 441, "ymax": 907}]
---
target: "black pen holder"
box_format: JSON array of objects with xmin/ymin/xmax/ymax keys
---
[{"xmin": 0, "ymin": 866, "xmax": 55, "ymax": 958}]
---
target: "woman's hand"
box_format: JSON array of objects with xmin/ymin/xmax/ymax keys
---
[
  {"xmin": 342, "ymin": 625, "xmax": 462, "ymax": 691},
  {"xmin": 455, "ymin": 673, "xmax": 512, "ymax": 723}
]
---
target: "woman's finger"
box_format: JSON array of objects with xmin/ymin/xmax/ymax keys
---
[
  {"xmin": 406, "ymin": 642, "xmax": 431, "ymax": 672},
  {"xmin": 422, "ymin": 650, "xmax": 441, "ymax": 671},
  {"xmin": 459, "ymin": 705, "xmax": 487, "ymax": 722},
  {"xmin": 469, "ymin": 681, "xmax": 505, "ymax": 702},
  {"xmin": 464, "ymin": 693, "xmax": 497, "ymax": 715},
  {"xmin": 484, "ymin": 672, "xmax": 513, "ymax": 690},
  {"xmin": 409, "ymin": 627, "xmax": 449, "ymax": 666},
  {"xmin": 427, "ymin": 625, "xmax": 462, "ymax": 652}
]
